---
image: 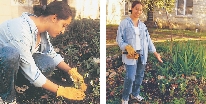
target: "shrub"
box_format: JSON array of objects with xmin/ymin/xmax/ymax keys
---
[{"xmin": 51, "ymin": 18, "xmax": 100, "ymax": 103}]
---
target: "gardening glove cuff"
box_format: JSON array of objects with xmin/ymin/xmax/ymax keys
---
[
  {"xmin": 68, "ymin": 67, "xmax": 83, "ymax": 82},
  {"xmin": 57, "ymin": 86, "xmax": 85, "ymax": 100}
]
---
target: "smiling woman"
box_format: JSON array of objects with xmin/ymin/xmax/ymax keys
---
[
  {"xmin": 116, "ymin": 1, "xmax": 163, "ymax": 104},
  {"xmin": 0, "ymin": 1, "xmax": 86, "ymax": 103}
]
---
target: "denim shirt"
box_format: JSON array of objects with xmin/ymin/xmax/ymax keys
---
[
  {"xmin": 0, "ymin": 12, "xmax": 63, "ymax": 87},
  {"xmin": 116, "ymin": 17, "xmax": 156, "ymax": 65}
]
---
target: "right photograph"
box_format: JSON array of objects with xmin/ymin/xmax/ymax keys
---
[{"xmin": 106, "ymin": 0, "xmax": 206, "ymax": 104}]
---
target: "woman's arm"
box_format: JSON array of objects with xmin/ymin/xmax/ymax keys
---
[
  {"xmin": 144, "ymin": 25, "xmax": 163, "ymax": 63},
  {"xmin": 40, "ymin": 34, "xmax": 84, "ymax": 83},
  {"xmin": 56, "ymin": 61, "xmax": 71, "ymax": 72},
  {"xmin": 42, "ymin": 79, "xmax": 59, "ymax": 93},
  {"xmin": 146, "ymin": 29, "xmax": 156, "ymax": 53},
  {"xmin": 116, "ymin": 21, "xmax": 128, "ymax": 51}
]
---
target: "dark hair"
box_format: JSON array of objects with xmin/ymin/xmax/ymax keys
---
[
  {"xmin": 129, "ymin": 1, "xmax": 143, "ymax": 13},
  {"xmin": 33, "ymin": 1, "xmax": 72, "ymax": 20}
]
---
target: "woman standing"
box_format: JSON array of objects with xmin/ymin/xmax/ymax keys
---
[
  {"xmin": 0, "ymin": 1, "xmax": 86, "ymax": 103},
  {"xmin": 116, "ymin": 1, "xmax": 163, "ymax": 104}
]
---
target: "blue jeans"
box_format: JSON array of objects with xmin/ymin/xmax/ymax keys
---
[
  {"xmin": 0, "ymin": 46, "xmax": 55, "ymax": 103},
  {"xmin": 122, "ymin": 57, "xmax": 146, "ymax": 101}
]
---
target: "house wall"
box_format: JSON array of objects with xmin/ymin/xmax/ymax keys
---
[
  {"xmin": 153, "ymin": 0, "xmax": 206, "ymax": 31},
  {"xmin": 68, "ymin": 0, "xmax": 100, "ymax": 19},
  {"xmin": 106, "ymin": 0, "xmax": 147, "ymax": 25},
  {"xmin": 0, "ymin": 0, "xmax": 33, "ymax": 24},
  {"xmin": 48, "ymin": 0, "xmax": 100, "ymax": 19},
  {"xmin": 106, "ymin": 0, "xmax": 124, "ymax": 24},
  {"xmin": 106, "ymin": 0, "xmax": 206, "ymax": 31},
  {"xmin": 0, "ymin": 0, "xmax": 100, "ymax": 24}
]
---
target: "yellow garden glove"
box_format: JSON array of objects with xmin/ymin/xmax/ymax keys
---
[
  {"xmin": 125, "ymin": 45, "xmax": 139, "ymax": 59},
  {"xmin": 68, "ymin": 67, "xmax": 87, "ymax": 91},
  {"xmin": 134, "ymin": 52, "xmax": 139, "ymax": 59},
  {"xmin": 57, "ymin": 86, "xmax": 85, "ymax": 100},
  {"xmin": 125, "ymin": 45, "xmax": 135, "ymax": 56},
  {"xmin": 68, "ymin": 67, "xmax": 83, "ymax": 82},
  {"xmin": 127, "ymin": 52, "xmax": 139, "ymax": 60},
  {"xmin": 80, "ymin": 82, "xmax": 87, "ymax": 92}
]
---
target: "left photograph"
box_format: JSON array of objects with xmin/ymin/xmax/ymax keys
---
[{"xmin": 0, "ymin": 0, "xmax": 100, "ymax": 103}]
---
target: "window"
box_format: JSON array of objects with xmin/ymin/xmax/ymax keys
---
[{"xmin": 176, "ymin": 0, "xmax": 193, "ymax": 15}]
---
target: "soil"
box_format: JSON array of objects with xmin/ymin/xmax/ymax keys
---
[
  {"xmin": 106, "ymin": 29, "xmax": 206, "ymax": 103},
  {"xmin": 15, "ymin": 69, "xmax": 97, "ymax": 104},
  {"xmin": 106, "ymin": 53, "xmax": 206, "ymax": 104}
]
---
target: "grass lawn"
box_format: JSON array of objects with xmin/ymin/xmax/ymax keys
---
[{"xmin": 106, "ymin": 28, "xmax": 206, "ymax": 44}]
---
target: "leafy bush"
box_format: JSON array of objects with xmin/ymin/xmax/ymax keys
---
[{"xmin": 51, "ymin": 18, "xmax": 100, "ymax": 103}]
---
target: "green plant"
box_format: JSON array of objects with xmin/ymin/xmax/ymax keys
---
[
  {"xmin": 106, "ymin": 98, "xmax": 121, "ymax": 104},
  {"xmin": 178, "ymin": 78, "xmax": 187, "ymax": 96},
  {"xmin": 147, "ymin": 40, "xmax": 206, "ymax": 103},
  {"xmin": 90, "ymin": 80, "xmax": 100, "ymax": 97},
  {"xmin": 171, "ymin": 98, "xmax": 186, "ymax": 104},
  {"xmin": 81, "ymin": 57, "xmax": 100, "ymax": 78},
  {"xmin": 194, "ymin": 85, "xmax": 206, "ymax": 103},
  {"xmin": 172, "ymin": 41, "xmax": 206, "ymax": 77},
  {"xmin": 157, "ymin": 79, "xmax": 169, "ymax": 94},
  {"xmin": 106, "ymin": 45, "xmax": 121, "ymax": 57},
  {"xmin": 153, "ymin": 41, "xmax": 206, "ymax": 78}
]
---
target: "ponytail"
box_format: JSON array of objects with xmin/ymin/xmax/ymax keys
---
[
  {"xmin": 33, "ymin": 1, "xmax": 72, "ymax": 20},
  {"xmin": 33, "ymin": 5, "xmax": 46, "ymax": 17}
]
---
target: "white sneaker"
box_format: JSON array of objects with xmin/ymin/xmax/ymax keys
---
[
  {"xmin": 131, "ymin": 95, "xmax": 144, "ymax": 101},
  {"xmin": 122, "ymin": 99, "xmax": 128, "ymax": 104},
  {"xmin": 0, "ymin": 97, "xmax": 3, "ymax": 104},
  {"xmin": 0, "ymin": 97, "xmax": 17, "ymax": 104}
]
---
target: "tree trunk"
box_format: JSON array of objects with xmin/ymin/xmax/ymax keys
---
[
  {"xmin": 144, "ymin": 10, "xmax": 157, "ymax": 28},
  {"xmin": 62, "ymin": 0, "xmax": 68, "ymax": 4},
  {"xmin": 41, "ymin": 0, "xmax": 47, "ymax": 5},
  {"xmin": 147, "ymin": 11, "xmax": 153, "ymax": 21}
]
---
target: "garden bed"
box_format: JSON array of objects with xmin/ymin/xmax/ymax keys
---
[{"xmin": 106, "ymin": 41, "xmax": 206, "ymax": 104}]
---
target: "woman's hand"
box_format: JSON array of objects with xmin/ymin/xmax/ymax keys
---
[
  {"xmin": 68, "ymin": 67, "xmax": 84, "ymax": 81},
  {"xmin": 154, "ymin": 52, "xmax": 163, "ymax": 63},
  {"xmin": 56, "ymin": 62, "xmax": 87, "ymax": 92},
  {"xmin": 125, "ymin": 45, "xmax": 135, "ymax": 56},
  {"xmin": 68, "ymin": 67, "xmax": 87, "ymax": 92},
  {"xmin": 57, "ymin": 62, "xmax": 84, "ymax": 81},
  {"xmin": 57, "ymin": 86, "xmax": 85, "ymax": 100}
]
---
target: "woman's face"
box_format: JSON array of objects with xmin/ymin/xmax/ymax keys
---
[
  {"xmin": 131, "ymin": 4, "xmax": 143, "ymax": 18},
  {"xmin": 48, "ymin": 16, "xmax": 72, "ymax": 37}
]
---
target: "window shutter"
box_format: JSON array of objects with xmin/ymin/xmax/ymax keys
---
[
  {"xmin": 186, "ymin": 0, "xmax": 193, "ymax": 7},
  {"xmin": 177, "ymin": 0, "xmax": 184, "ymax": 15},
  {"xmin": 125, "ymin": 2, "xmax": 128, "ymax": 15},
  {"xmin": 186, "ymin": 0, "xmax": 193, "ymax": 15}
]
